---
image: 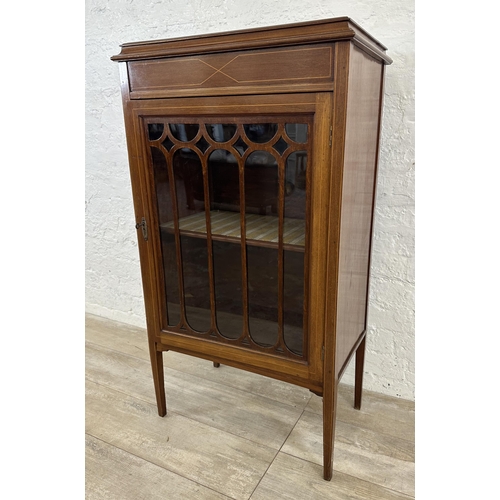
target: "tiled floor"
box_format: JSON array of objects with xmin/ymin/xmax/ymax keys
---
[{"xmin": 85, "ymin": 314, "xmax": 414, "ymax": 499}]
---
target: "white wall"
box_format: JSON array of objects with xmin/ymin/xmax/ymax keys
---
[{"xmin": 85, "ymin": 0, "xmax": 415, "ymax": 400}]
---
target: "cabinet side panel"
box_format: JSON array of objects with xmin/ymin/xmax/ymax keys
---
[{"xmin": 335, "ymin": 46, "xmax": 384, "ymax": 376}]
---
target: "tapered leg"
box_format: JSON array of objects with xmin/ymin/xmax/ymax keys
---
[
  {"xmin": 354, "ymin": 335, "xmax": 366, "ymax": 410},
  {"xmin": 322, "ymin": 381, "xmax": 338, "ymax": 481},
  {"xmin": 213, "ymin": 362, "xmax": 220, "ymax": 368},
  {"xmin": 149, "ymin": 342, "xmax": 167, "ymax": 417}
]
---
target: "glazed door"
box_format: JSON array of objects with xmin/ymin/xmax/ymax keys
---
[{"xmin": 130, "ymin": 94, "xmax": 331, "ymax": 384}]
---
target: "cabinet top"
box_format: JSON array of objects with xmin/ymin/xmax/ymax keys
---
[{"xmin": 111, "ymin": 17, "xmax": 392, "ymax": 65}]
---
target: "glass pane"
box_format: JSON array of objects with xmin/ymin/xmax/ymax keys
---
[
  {"xmin": 172, "ymin": 148, "xmax": 211, "ymax": 332},
  {"xmin": 285, "ymin": 123, "xmax": 308, "ymax": 143},
  {"xmin": 245, "ymin": 151, "xmax": 278, "ymax": 219},
  {"xmin": 245, "ymin": 150, "xmax": 279, "ymax": 346},
  {"xmin": 148, "ymin": 123, "xmax": 164, "ymax": 141},
  {"xmin": 208, "ymin": 149, "xmax": 243, "ymax": 339},
  {"xmin": 272, "ymin": 137, "xmax": 289, "ymax": 155},
  {"xmin": 179, "ymin": 235, "xmax": 211, "ymax": 332},
  {"xmin": 233, "ymin": 137, "xmax": 248, "ymax": 156},
  {"xmin": 243, "ymin": 123, "xmax": 278, "ymax": 143},
  {"xmin": 213, "ymin": 240, "xmax": 243, "ymax": 339},
  {"xmin": 208, "ymin": 149, "xmax": 239, "ymax": 212},
  {"xmin": 283, "ymin": 250, "xmax": 304, "ymax": 355},
  {"xmin": 284, "ymin": 152, "xmax": 307, "ymax": 219},
  {"xmin": 162, "ymin": 135, "xmax": 175, "ymax": 151},
  {"xmin": 247, "ymin": 246, "xmax": 278, "ymax": 347},
  {"xmin": 283, "ymin": 151, "xmax": 307, "ymax": 354},
  {"xmin": 169, "ymin": 123, "xmax": 199, "ymax": 142},
  {"xmin": 195, "ymin": 136, "xmax": 210, "ymax": 154},
  {"xmin": 148, "ymin": 118, "xmax": 309, "ymax": 358},
  {"xmin": 206, "ymin": 124, "xmax": 237, "ymax": 143},
  {"xmin": 150, "ymin": 146, "xmax": 180, "ymax": 327}
]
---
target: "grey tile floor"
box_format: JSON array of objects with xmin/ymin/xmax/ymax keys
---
[{"xmin": 85, "ymin": 314, "xmax": 414, "ymax": 499}]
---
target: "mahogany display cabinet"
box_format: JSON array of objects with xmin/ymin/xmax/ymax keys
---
[{"xmin": 111, "ymin": 17, "xmax": 392, "ymax": 480}]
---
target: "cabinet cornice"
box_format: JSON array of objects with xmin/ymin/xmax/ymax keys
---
[{"xmin": 111, "ymin": 17, "xmax": 392, "ymax": 65}]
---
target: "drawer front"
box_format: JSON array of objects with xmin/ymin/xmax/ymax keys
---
[{"xmin": 127, "ymin": 44, "xmax": 334, "ymax": 98}]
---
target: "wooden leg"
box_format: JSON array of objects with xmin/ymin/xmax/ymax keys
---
[
  {"xmin": 322, "ymin": 380, "xmax": 338, "ymax": 481},
  {"xmin": 213, "ymin": 362, "xmax": 220, "ymax": 368},
  {"xmin": 354, "ymin": 335, "xmax": 366, "ymax": 410},
  {"xmin": 149, "ymin": 342, "xmax": 167, "ymax": 417}
]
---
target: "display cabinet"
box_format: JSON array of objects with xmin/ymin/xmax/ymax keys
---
[{"xmin": 111, "ymin": 17, "xmax": 392, "ymax": 480}]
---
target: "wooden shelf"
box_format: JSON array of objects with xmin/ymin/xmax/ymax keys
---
[{"xmin": 161, "ymin": 210, "xmax": 305, "ymax": 251}]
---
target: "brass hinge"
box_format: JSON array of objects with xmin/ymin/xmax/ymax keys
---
[
  {"xmin": 135, "ymin": 217, "xmax": 148, "ymax": 241},
  {"xmin": 321, "ymin": 345, "xmax": 325, "ymax": 361},
  {"xmin": 329, "ymin": 126, "xmax": 333, "ymax": 147}
]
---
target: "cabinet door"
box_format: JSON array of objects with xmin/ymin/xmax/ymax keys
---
[{"xmin": 127, "ymin": 93, "xmax": 331, "ymax": 386}]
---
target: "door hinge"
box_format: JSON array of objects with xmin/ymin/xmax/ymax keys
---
[
  {"xmin": 135, "ymin": 217, "xmax": 148, "ymax": 241},
  {"xmin": 321, "ymin": 345, "xmax": 325, "ymax": 361},
  {"xmin": 329, "ymin": 126, "xmax": 333, "ymax": 147}
]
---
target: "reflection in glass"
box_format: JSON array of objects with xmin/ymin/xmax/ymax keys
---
[
  {"xmin": 179, "ymin": 235, "xmax": 211, "ymax": 332},
  {"xmin": 244, "ymin": 123, "xmax": 278, "ymax": 143},
  {"xmin": 148, "ymin": 123, "xmax": 164, "ymax": 141},
  {"xmin": 247, "ymin": 246, "xmax": 278, "ymax": 347},
  {"xmin": 172, "ymin": 149, "xmax": 211, "ymax": 332},
  {"xmin": 283, "ymin": 250, "xmax": 304, "ymax": 355},
  {"xmin": 285, "ymin": 123, "xmax": 308, "ymax": 143},
  {"xmin": 195, "ymin": 136, "xmax": 210, "ymax": 154},
  {"xmin": 245, "ymin": 151, "xmax": 278, "ymax": 217},
  {"xmin": 233, "ymin": 136, "xmax": 248, "ymax": 156},
  {"xmin": 206, "ymin": 124, "xmax": 237, "ymax": 143},
  {"xmin": 272, "ymin": 137, "xmax": 289, "ymax": 155},
  {"xmin": 244, "ymin": 150, "xmax": 279, "ymax": 346},
  {"xmin": 284, "ymin": 152, "xmax": 307, "ymax": 218},
  {"xmin": 207, "ymin": 149, "xmax": 243, "ymax": 339},
  {"xmin": 283, "ymin": 151, "xmax": 307, "ymax": 354},
  {"xmin": 162, "ymin": 135, "xmax": 174, "ymax": 151},
  {"xmin": 213, "ymin": 240, "xmax": 243, "ymax": 339},
  {"xmin": 169, "ymin": 124, "xmax": 199, "ymax": 142},
  {"xmin": 208, "ymin": 150, "xmax": 239, "ymax": 212},
  {"xmin": 150, "ymin": 146, "xmax": 180, "ymax": 326}
]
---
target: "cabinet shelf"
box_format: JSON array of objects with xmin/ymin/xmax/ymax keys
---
[{"xmin": 161, "ymin": 210, "xmax": 305, "ymax": 251}]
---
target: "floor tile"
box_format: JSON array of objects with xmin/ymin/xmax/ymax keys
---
[
  {"xmin": 281, "ymin": 411, "xmax": 414, "ymax": 497},
  {"xmin": 250, "ymin": 452, "xmax": 414, "ymax": 500},
  {"xmin": 86, "ymin": 379, "xmax": 276, "ymax": 500},
  {"xmin": 86, "ymin": 342, "xmax": 304, "ymax": 449},
  {"xmin": 86, "ymin": 434, "xmax": 231, "ymax": 500}
]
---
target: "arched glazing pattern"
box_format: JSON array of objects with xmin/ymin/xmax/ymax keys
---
[{"xmin": 145, "ymin": 117, "xmax": 311, "ymax": 359}]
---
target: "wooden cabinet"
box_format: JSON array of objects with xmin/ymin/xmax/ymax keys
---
[{"xmin": 112, "ymin": 17, "xmax": 392, "ymax": 480}]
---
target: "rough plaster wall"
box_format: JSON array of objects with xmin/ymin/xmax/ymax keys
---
[{"xmin": 85, "ymin": 0, "xmax": 415, "ymax": 400}]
